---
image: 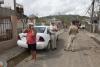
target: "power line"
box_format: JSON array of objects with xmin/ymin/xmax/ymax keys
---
[{"xmin": 84, "ymin": 5, "xmax": 92, "ymax": 16}]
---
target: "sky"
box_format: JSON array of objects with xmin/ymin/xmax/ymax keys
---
[{"xmin": 16, "ymin": 0, "xmax": 92, "ymax": 17}]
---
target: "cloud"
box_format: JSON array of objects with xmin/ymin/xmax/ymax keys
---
[{"xmin": 16, "ymin": 0, "xmax": 92, "ymax": 17}]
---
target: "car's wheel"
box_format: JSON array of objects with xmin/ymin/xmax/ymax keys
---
[{"xmin": 46, "ymin": 41, "xmax": 51, "ymax": 50}]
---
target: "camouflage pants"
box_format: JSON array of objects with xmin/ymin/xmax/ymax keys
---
[{"xmin": 65, "ymin": 35, "xmax": 76, "ymax": 50}]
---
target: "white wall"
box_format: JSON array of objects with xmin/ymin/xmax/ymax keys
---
[{"xmin": 1, "ymin": 0, "xmax": 15, "ymax": 10}]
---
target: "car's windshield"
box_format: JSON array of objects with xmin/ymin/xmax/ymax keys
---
[{"xmin": 34, "ymin": 27, "xmax": 46, "ymax": 33}]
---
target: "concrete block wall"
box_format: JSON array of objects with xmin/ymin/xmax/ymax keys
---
[
  {"xmin": 0, "ymin": 7, "xmax": 15, "ymax": 17},
  {"xmin": 0, "ymin": 8, "xmax": 17, "ymax": 54}
]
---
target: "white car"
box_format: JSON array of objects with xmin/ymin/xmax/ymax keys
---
[
  {"xmin": 80, "ymin": 24, "xmax": 85, "ymax": 29},
  {"xmin": 17, "ymin": 26, "xmax": 51, "ymax": 50}
]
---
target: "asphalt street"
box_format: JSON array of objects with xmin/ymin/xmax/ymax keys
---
[{"xmin": 16, "ymin": 31, "xmax": 100, "ymax": 67}]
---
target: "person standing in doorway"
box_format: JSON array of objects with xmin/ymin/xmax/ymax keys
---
[
  {"xmin": 25, "ymin": 22, "xmax": 37, "ymax": 62},
  {"xmin": 64, "ymin": 20, "xmax": 79, "ymax": 52}
]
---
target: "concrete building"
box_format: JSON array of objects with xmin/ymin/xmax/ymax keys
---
[
  {"xmin": 16, "ymin": 3, "xmax": 28, "ymax": 34},
  {"xmin": 0, "ymin": 0, "xmax": 17, "ymax": 54}
]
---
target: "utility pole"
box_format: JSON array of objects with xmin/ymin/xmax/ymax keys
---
[
  {"xmin": 14, "ymin": 0, "xmax": 17, "ymax": 15},
  {"xmin": 14, "ymin": 0, "xmax": 16, "ymax": 10},
  {"xmin": 99, "ymin": 0, "xmax": 100, "ymax": 20},
  {"xmin": 90, "ymin": 0, "xmax": 95, "ymax": 32},
  {"xmin": 98, "ymin": 0, "xmax": 100, "ymax": 31}
]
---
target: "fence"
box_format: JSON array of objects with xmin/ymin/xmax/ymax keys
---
[{"xmin": 0, "ymin": 17, "xmax": 13, "ymax": 42}]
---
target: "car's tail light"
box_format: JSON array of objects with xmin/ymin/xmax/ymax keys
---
[
  {"xmin": 38, "ymin": 36, "xmax": 44, "ymax": 42},
  {"xmin": 17, "ymin": 35, "xmax": 21, "ymax": 40}
]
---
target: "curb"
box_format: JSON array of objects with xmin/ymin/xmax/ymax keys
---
[
  {"xmin": 91, "ymin": 36, "xmax": 100, "ymax": 45},
  {"xmin": 86, "ymin": 32, "xmax": 100, "ymax": 45},
  {"xmin": 0, "ymin": 47, "xmax": 26, "ymax": 66}
]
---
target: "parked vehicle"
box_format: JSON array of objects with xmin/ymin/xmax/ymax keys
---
[
  {"xmin": 17, "ymin": 26, "xmax": 51, "ymax": 50},
  {"xmin": 80, "ymin": 24, "xmax": 85, "ymax": 29}
]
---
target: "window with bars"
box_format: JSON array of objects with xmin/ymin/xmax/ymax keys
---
[{"xmin": 0, "ymin": 18, "xmax": 13, "ymax": 42}]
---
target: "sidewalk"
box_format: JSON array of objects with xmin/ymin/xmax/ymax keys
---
[{"xmin": 0, "ymin": 46, "xmax": 26, "ymax": 66}]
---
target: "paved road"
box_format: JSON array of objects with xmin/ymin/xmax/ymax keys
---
[{"xmin": 16, "ymin": 31, "xmax": 100, "ymax": 67}]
